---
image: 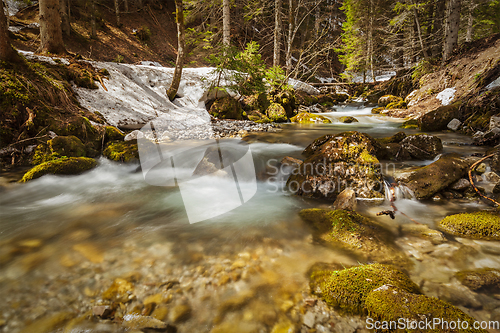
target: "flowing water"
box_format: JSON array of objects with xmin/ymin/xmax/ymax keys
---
[{"xmin": 1, "ymin": 104, "xmax": 500, "ymax": 332}]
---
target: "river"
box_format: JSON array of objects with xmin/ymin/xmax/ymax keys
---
[{"xmin": 0, "ymin": 104, "xmax": 499, "ymax": 332}]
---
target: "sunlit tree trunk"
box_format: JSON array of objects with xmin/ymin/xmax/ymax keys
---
[
  {"xmin": 466, "ymin": 0, "xmax": 476, "ymax": 42},
  {"xmin": 443, "ymin": 0, "xmax": 461, "ymax": 61},
  {"xmin": 0, "ymin": 0, "xmax": 19, "ymax": 61},
  {"xmin": 285, "ymin": 0, "xmax": 294, "ymax": 75},
  {"xmin": 167, "ymin": 0, "xmax": 185, "ymax": 101},
  {"xmin": 114, "ymin": 0, "xmax": 121, "ymax": 26},
  {"xmin": 431, "ymin": 0, "xmax": 446, "ymax": 57},
  {"xmin": 91, "ymin": 0, "xmax": 96, "ymax": 38},
  {"xmin": 39, "ymin": 0, "xmax": 67, "ymax": 54},
  {"xmin": 273, "ymin": 0, "xmax": 282, "ymax": 67},
  {"xmin": 222, "ymin": 0, "xmax": 230, "ymax": 45}
]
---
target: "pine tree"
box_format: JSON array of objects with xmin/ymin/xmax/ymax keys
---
[
  {"xmin": 39, "ymin": 0, "xmax": 67, "ymax": 54},
  {"xmin": 0, "ymin": 0, "xmax": 19, "ymax": 62},
  {"xmin": 167, "ymin": 0, "xmax": 186, "ymax": 101}
]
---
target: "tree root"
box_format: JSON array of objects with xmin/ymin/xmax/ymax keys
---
[{"xmin": 468, "ymin": 153, "xmax": 500, "ymax": 206}]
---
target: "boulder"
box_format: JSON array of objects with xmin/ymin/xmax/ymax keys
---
[
  {"xmin": 456, "ymin": 268, "xmax": 500, "ymax": 292},
  {"xmin": 247, "ymin": 110, "xmax": 271, "ymax": 123},
  {"xmin": 377, "ymin": 132, "xmax": 406, "ymax": 144},
  {"xmin": 400, "ymin": 119, "xmax": 418, "ymax": 129},
  {"xmin": 365, "ymin": 285, "xmax": 483, "ymax": 331},
  {"xmin": 449, "ymin": 178, "xmax": 471, "ymax": 191},
  {"xmin": 447, "ymin": 118, "xmax": 462, "ymax": 131},
  {"xmin": 438, "ymin": 211, "xmax": 500, "ymax": 240},
  {"xmin": 21, "ymin": 157, "xmax": 97, "ymax": 182},
  {"xmin": 419, "ymin": 103, "xmax": 459, "ymax": 131},
  {"xmin": 339, "ymin": 116, "xmax": 358, "ymax": 123},
  {"xmin": 398, "ymin": 134, "xmax": 443, "ymax": 160},
  {"xmin": 378, "ymin": 95, "xmax": 402, "ymax": 107},
  {"xmin": 32, "ymin": 135, "xmax": 87, "ymax": 165},
  {"xmin": 300, "ymin": 209, "xmax": 410, "ymax": 267},
  {"xmin": 484, "ymin": 171, "xmax": 500, "ymax": 183},
  {"xmin": 209, "ymin": 96, "xmax": 244, "ymax": 120},
  {"xmin": 269, "ymin": 89, "xmax": 296, "ymax": 118},
  {"xmin": 332, "ymin": 189, "xmax": 356, "ymax": 210},
  {"xmin": 105, "ymin": 126, "xmax": 125, "ymax": 142},
  {"xmin": 371, "ymin": 107, "xmax": 384, "ymax": 114},
  {"xmin": 103, "ymin": 141, "xmax": 139, "ymax": 163},
  {"xmin": 287, "ymin": 132, "xmax": 385, "ymax": 201},
  {"xmin": 266, "ymin": 103, "xmax": 288, "ymax": 123},
  {"xmin": 397, "ymin": 154, "xmax": 470, "ymax": 199},
  {"xmin": 290, "ymin": 112, "xmax": 331, "ymax": 124},
  {"xmin": 309, "ymin": 263, "xmax": 420, "ymax": 314}
]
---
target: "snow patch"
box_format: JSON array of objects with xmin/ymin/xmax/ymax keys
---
[
  {"xmin": 436, "ymin": 87, "xmax": 456, "ymax": 106},
  {"xmin": 348, "ymin": 71, "xmax": 396, "ymax": 83},
  {"xmin": 18, "ymin": 50, "xmax": 70, "ymax": 65},
  {"xmin": 6, "ymin": 0, "xmax": 32, "ymax": 16},
  {"xmin": 487, "ymin": 76, "xmax": 500, "ymax": 91}
]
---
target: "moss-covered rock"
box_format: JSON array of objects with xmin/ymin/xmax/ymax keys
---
[
  {"xmin": 57, "ymin": 116, "xmax": 101, "ymax": 148},
  {"xmin": 386, "ymin": 100, "xmax": 407, "ymax": 109},
  {"xmin": 377, "ymin": 132, "xmax": 406, "ymax": 145},
  {"xmin": 438, "ymin": 211, "xmax": 500, "ymax": 240},
  {"xmin": 365, "ymin": 285, "xmax": 483, "ymax": 332},
  {"xmin": 21, "ymin": 157, "xmax": 97, "ymax": 182},
  {"xmin": 400, "ymin": 119, "xmax": 419, "ymax": 129},
  {"xmin": 296, "ymin": 90, "xmax": 318, "ymax": 106},
  {"xmin": 300, "ymin": 209, "xmax": 410, "ymax": 267},
  {"xmin": 242, "ymin": 93, "xmax": 270, "ymax": 114},
  {"xmin": 371, "ymin": 107, "xmax": 385, "ymax": 114},
  {"xmin": 291, "ymin": 112, "xmax": 331, "ymax": 124},
  {"xmin": 209, "ymin": 96, "xmax": 244, "ymax": 120},
  {"xmin": 67, "ymin": 63, "xmax": 99, "ymax": 89},
  {"xmin": 287, "ymin": 132, "xmax": 385, "ymax": 200},
  {"xmin": 419, "ymin": 102, "xmax": 460, "ymax": 132},
  {"xmin": 247, "ymin": 111, "xmax": 271, "ymax": 123},
  {"xmin": 310, "ymin": 264, "xmax": 420, "ymax": 315},
  {"xmin": 397, "ymin": 154, "xmax": 470, "ymax": 199},
  {"xmin": 105, "ymin": 126, "xmax": 125, "ymax": 142},
  {"xmin": 339, "ymin": 116, "xmax": 359, "ymax": 123},
  {"xmin": 269, "ymin": 88, "xmax": 296, "ymax": 118},
  {"xmin": 456, "ymin": 268, "xmax": 500, "ymax": 292},
  {"xmin": 103, "ymin": 140, "xmax": 139, "ymax": 163},
  {"xmin": 266, "ymin": 103, "xmax": 288, "ymax": 123},
  {"xmin": 378, "ymin": 95, "xmax": 403, "ymax": 107}
]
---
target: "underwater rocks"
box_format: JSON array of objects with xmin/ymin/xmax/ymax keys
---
[
  {"xmin": 287, "ymin": 131, "xmax": 385, "ymax": 201},
  {"xmin": 397, "ymin": 154, "xmax": 470, "ymax": 199},
  {"xmin": 291, "ymin": 112, "xmax": 331, "ymax": 124},
  {"xmin": 438, "ymin": 211, "xmax": 500, "ymax": 240},
  {"xmin": 299, "ymin": 209, "xmax": 410, "ymax": 268},
  {"xmin": 456, "ymin": 268, "xmax": 500, "ymax": 292},
  {"xmin": 20, "ymin": 157, "xmax": 97, "ymax": 182}
]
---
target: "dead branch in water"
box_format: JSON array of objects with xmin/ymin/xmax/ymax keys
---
[{"xmin": 468, "ymin": 153, "xmax": 500, "ymax": 206}]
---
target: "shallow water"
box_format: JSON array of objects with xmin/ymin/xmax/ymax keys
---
[{"xmin": 1, "ymin": 105, "xmax": 500, "ymax": 332}]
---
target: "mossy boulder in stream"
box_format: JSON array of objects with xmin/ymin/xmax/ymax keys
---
[
  {"xmin": 21, "ymin": 157, "xmax": 97, "ymax": 182},
  {"xmin": 105, "ymin": 126, "xmax": 125, "ymax": 142},
  {"xmin": 339, "ymin": 116, "xmax": 358, "ymax": 123},
  {"xmin": 309, "ymin": 263, "xmax": 420, "ymax": 315},
  {"xmin": 103, "ymin": 140, "xmax": 139, "ymax": 163},
  {"xmin": 287, "ymin": 132, "xmax": 385, "ymax": 201},
  {"xmin": 269, "ymin": 88, "xmax": 296, "ymax": 118},
  {"xmin": 378, "ymin": 95, "xmax": 402, "ymax": 107},
  {"xmin": 400, "ymin": 119, "xmax": 419, "ymax": 129},
  {"xmin": 32, "ymin": 135, "xmax": 86, "ymax": 165},
  {"xmin": 209, "ymin": 96, "xmax": 244, "ymax": 120},
  {"xmin": 397, "ymin": 154, "xmax": 470, "ymax": 199},
  {"xmin": 365, "ymin": 285, "xmax": 484, "ymax": 332},
  {"xmin": 438, "ymin": 211, "xmax": 500, "ymax": 240},
  {"xmin": 456, "ymin": 268, "xmax": 500, "ymax": 292},
  {"xmin": 291, "ymin": 112, "xmax": 331, "ymax": 124},
  {"xmin": 299, "ymin": 209, "xmax": 411, "ymax": 268},
  {"xmin": 266, "ymin": 103, "xmax": 288, "ymax": 123}
]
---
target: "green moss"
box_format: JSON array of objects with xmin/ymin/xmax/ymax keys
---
[
  {"xmin": 67, "ymin": 63, "xmax": 98, "ymax": 89},
  {"xmin": 378, "ymin": 95, "xmax": 402, "ymax": 107},
  {"xmin": 371, "ymin": 107, "xmax": 384, "ymax": 114},
  {"xmin": 299, "ymin": 209, "xmax": 410, "ymax": 268},
  {"xmin": 377, "ymin": 131, "xmax": 406, "ymax": 145},
  {"xmin": 386, "ymin": 100, "xmax": 407, "ymax": 109},
  {"xmin": 290, "ymin": 112, "xmax": 331, "ymax": 124},
  {"xmin": 438, "ymin": 211, "xmax": 500, "ymax": 240},
  {"xmin": 339, "ymin": 116, "xmax": 358, "ymax": 123},
  {"xmin": 105, "ymin": 126, "xmax": 124, "ymax": 142},
  {"xmin": 269, "ymin": 87, "xmax": 296, "ymax": 118},
  {"xmin": 311, "ymin": 264, "xmax": 420, "ymax": 315},
  {"xmin": 103, "ymin": 141, "xmax": 139, "ymax": 163},
  {"xmin": 209, "ymin": 96, "xmax": 244, "ymax": 120},
  {"xmin": 456, "ymin": 268, "xmax": 500, "ymax": 292},
  {"xmin": 266, "ymin": 103, "xmax": 288, "ymax": 122},
  {"xmin": 21, "ymin": 157, "xmax": 97, "ymax": 182},
  {"xmin": 400, "ymin": 119, "xmax": 419, "ymax": 129},
  {"xmin": 32, "ymin": 136, "xmax": 86, "ymax": 165},
  {"xmin": 365, "ymin": 285, "xmax": 483, "ymax": 333}
]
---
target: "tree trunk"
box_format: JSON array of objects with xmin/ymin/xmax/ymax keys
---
[
  {"xmin": 222, "ymin": 0, "xmax": 230, "ymax": 45},
  {"xmin": 369, "ymin": 0, "xmax": 375, "ymax": 82},
  {"xmin": 466, "ymin": 1, "xmax": 475, "ymax": 42},
  {"xmin": 91, "ymin": 0, "xmax": 96, "ymax": 38},
  {"xmin": 431, "ymin": 0, "xmax": 446, "ymax": 57},
  {"xmin": 59, "ymin": 0, "xmax": 70, "ymax": 37},
  {"xmin": 273, "ymin": 0, "xmax": 282, "ymax": 67},
  {"xmin": 443, "ymin": 0, "xmax": 461, "ymax": 61},
  {"xmin": 285, "ymin": 0, "xmax": 294, "ymax": 75},
  {"xmin": 114, "ymin": 0, "xmax": 121, "ymax": 27},
  {"xmin": 39, "ymin": 0, "xmax": 66, "ymax": 54},
  {"xmin": 413, "ymin": 4, "xmax": 428, "ymax": 59},
  {"xmin": 124, "ymin": 0, "xmax": 128, "ymax": 12},
  {"xmin": 167, "ymin": 0, "xmax": 185, "ymax": 101},
  {"xmin": 0, "ymin": 0, "xmax": 19, "ymax": 62}
]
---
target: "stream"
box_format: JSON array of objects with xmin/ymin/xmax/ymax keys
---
[{"xmin": 1, "ymin": 104, "xmax": 500, "ymax": 332}]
